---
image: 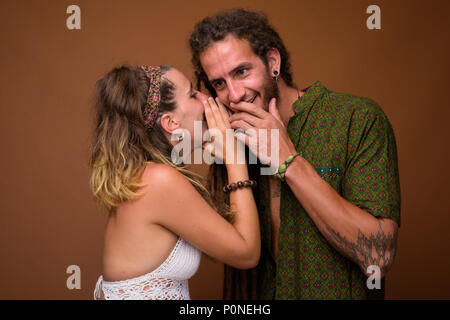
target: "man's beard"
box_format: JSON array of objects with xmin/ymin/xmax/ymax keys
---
[{"xmin": 261, "ymin": 68, "xmax": 279, "ymax": 111}]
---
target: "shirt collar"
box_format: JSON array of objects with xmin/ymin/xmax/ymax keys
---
[{"xmin": 292, "ymin": 80, "xmax": 328, "ymax": 116}]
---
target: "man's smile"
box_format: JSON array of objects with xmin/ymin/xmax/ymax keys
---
[{"xmin": 248, "ymin": 95, "xmax": 257, "ymax": 103}]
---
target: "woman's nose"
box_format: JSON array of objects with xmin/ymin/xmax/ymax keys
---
[{"xmin": 197, "ymin": 91, "xmax": 208, "ymax": 102}]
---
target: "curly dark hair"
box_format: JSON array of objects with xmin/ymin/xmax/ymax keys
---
[{"xmin": 189, "ymin": 8, "xmax": 294, "ymax": 96}]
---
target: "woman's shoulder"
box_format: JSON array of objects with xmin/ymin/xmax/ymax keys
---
[
  {"xmin": 138, "ymin": 163, "xmax": 202, "ymax": 219},
  {"xmin": 141, "ymin": 163, "xmax": 191, "ymax": 190}
]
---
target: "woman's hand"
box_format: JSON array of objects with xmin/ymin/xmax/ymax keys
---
[{"xmin": 203, "ymin": 97, "xmax": 240, "ymax": 165}]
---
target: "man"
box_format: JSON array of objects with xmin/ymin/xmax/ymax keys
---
[{"xmin": 189, "ymin": 9, "xmax": 400, "ymax": 299}]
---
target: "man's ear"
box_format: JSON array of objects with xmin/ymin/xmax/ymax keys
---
[
  {"xmin": 266, "ymin": 47, "xmax": 281, "ymax": 75},
  {"xmin": 159, "ymin": 113, "xmax": 180, "ymax": 135}
]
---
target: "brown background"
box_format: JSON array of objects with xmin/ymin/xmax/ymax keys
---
[{"xmin": 0, "ymin": 0, "xmax": 449, "ymax": 299}]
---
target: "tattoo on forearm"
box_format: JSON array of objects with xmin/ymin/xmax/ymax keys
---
[{"xmin": 325, "ymin": 221, "xmax": 397, "ymax": 274}]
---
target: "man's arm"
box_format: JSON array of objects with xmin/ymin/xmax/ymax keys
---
[
  {"xmin": 284, "ymin": 156, "xmax": 398, "ymax": 278},
  {"xmin": 229, "ymin": 98, "xmax": 400, "ymax": 278}
]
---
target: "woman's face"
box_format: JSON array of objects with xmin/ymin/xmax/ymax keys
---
[{"xmin": 165, "ymin": 68, "xmax": 208, "ymax": 146}]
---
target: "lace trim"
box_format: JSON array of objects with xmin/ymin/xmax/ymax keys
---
[{"xmin": 96, "ymin": 276, "xmax": 190, "ymax": 300}]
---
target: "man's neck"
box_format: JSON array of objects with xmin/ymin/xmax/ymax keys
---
[{"xmin": 277, "ymin": 80, "xmax": 304, "ymax": 127}]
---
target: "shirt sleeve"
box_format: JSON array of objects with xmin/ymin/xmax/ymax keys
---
[{"xmin": 342, "ymin": 98, "xmax": 401, "ymax": 226}]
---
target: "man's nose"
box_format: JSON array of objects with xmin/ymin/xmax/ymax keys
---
[{"xmin": 227, "ymin": 80, "xmax": 245, "ymax": 104}]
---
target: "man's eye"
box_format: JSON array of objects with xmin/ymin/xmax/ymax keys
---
[
  {"xmin": 190, "ymin": 91, "xmax": 198, "ymax": 98},
  {"xmin": 213, "ymin": 80, "xmax": 225, "ymax": 90},
  {"xmin": 237, "ymin": 69, "xmax": 248, "ymax": 76}
]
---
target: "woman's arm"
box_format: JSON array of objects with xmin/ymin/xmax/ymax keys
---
[
  {"xmin": 142, "ymin": 163, "xmax": 259, "ymax": 269},
  {"xmin": 142, "ymin": 97, "xmax": 260, "ymax": 269}
]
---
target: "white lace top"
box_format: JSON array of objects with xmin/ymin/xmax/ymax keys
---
[{"xmin": 94, "ymin": 237, "xmax": 201, "ymax": 300}]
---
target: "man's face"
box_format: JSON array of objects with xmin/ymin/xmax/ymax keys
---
[{"xmin": 199, "ymin": 35, "xmax": 278, "ymax": 112}]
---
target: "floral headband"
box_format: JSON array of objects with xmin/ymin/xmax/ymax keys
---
[{"xmin": 140, "ymin": 65, "xmax": 161, "ymax": 129}]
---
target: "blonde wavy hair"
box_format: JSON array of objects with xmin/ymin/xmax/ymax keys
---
[{"xmin": 89, "ymin": 65, "xmax": 231, "ymax": 221}]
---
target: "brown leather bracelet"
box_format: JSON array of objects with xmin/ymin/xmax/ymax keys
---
[{"xmin": 223, "ymin": 180, "xmax": 257, "ymax": 193}]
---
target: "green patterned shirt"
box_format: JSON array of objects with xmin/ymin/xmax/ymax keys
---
[{"xmin": 223, "ymin": 81, "xmax": 401, "ymax": 300}]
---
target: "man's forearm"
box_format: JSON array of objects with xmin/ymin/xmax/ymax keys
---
[{"xmin": 284, "ymin": 156, "xmax": 398, "ymax": 277}]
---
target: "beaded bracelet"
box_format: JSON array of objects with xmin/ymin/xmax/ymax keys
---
[
  {"xmin": 223, "ymin": 180, "xmax": 257, "ymax": 194},
  {"xmin": 274, "ymin": 151, "xmax": 303, "ymax": 182}
]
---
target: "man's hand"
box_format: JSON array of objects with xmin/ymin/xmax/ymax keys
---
[{"xmin": 229, "ymin": 98, "xmax": 297, "ymax": 170}]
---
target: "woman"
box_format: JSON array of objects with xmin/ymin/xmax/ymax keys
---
[{"xmin": 90, "ymin": 65, "xmax": 260, "ymax": 300}]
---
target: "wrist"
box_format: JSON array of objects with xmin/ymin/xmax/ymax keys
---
[
  {"xmin": 223, "ymin": 179, "xmax": 257, "ymax": 193},
  {"xmin": 224, "ymin": 138, "xmax": 247, "ymax": 166},
  {"xmin": 284, "ymin": 155, "xmax": 307, "ymax": 182},
  {"xmin": 278, "ymin": 145, "xmax": 298, "ymax": 167},
  {"xmin": 226, "ymin": 163, "xmax": 249, "ymax": 182},
  {"xmin": 274, "ymin": 150, "xmax": 305, "ymax": 182}
]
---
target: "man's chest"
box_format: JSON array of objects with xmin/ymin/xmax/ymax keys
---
[
  {"xmin": 268, "ymin": 177, "xmax": 281, "ymax": 256},
  {"xmin": 288, "ymin": 110, "xmax": 349, "ymax": 191}
]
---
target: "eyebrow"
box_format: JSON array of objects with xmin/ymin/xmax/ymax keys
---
[{"xmin": 209, "ymin": 62, "xmax": 253, "ymax": 84}]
